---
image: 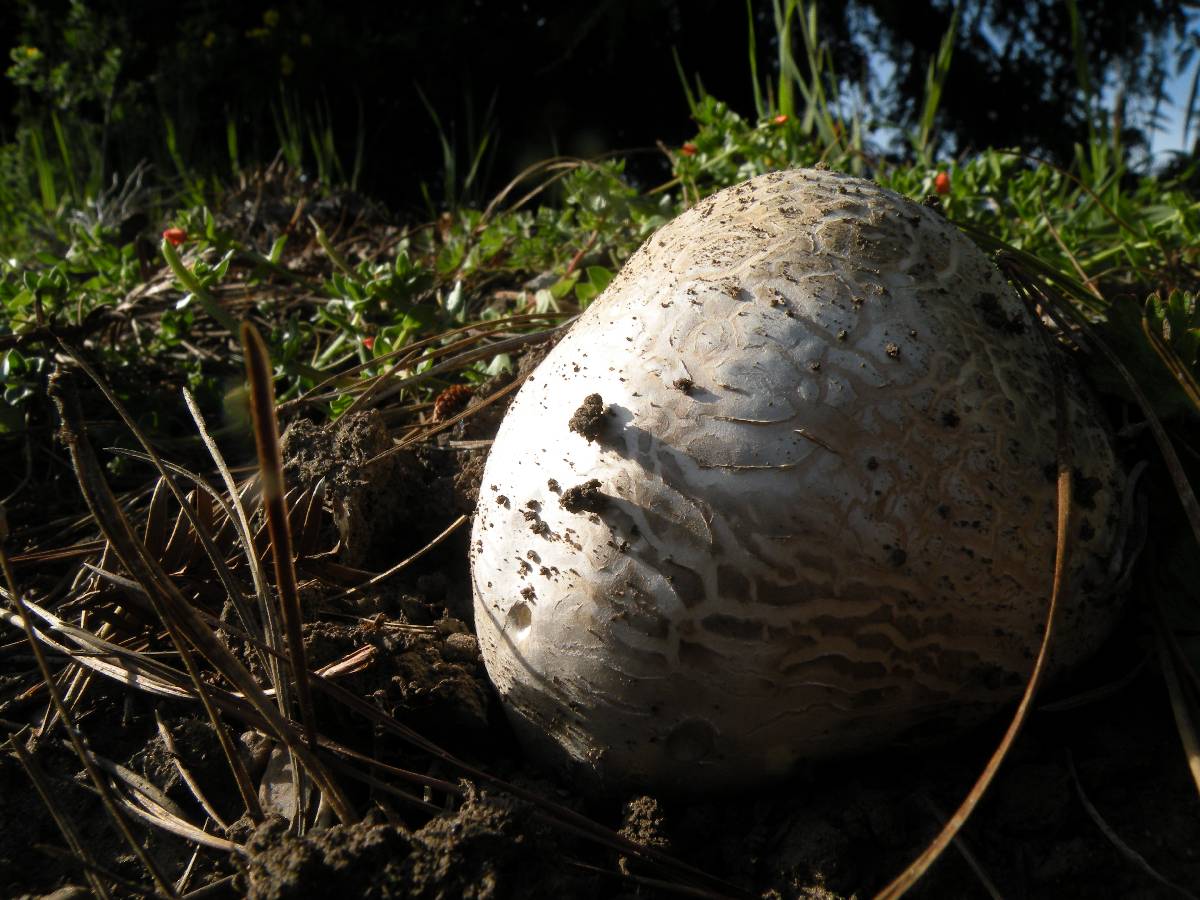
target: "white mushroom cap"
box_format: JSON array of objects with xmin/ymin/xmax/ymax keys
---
[{"xmin": 469, "ymin": 168, "xmax": 1125, "ymax": 793}]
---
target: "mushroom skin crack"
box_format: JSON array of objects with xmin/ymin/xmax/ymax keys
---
[{"xmin": 469, "ymin": 168, "xmax": 1126, "ymax": 793}]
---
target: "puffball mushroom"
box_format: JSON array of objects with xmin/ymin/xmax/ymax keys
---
[{"xmin": 470, "ymin": 168, "xmax": 1126, "ymax": 793}]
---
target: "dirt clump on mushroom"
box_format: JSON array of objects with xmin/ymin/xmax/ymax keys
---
[
  {"xmin": 559, "ymin": 479, "xmax": 607, "ymax": 514},
  {"xmin": 567, "ymin": 393, "xmax": 608, "ymax": 443}
]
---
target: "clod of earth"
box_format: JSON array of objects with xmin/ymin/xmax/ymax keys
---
[{"xmin": 469, "ymin": 168, "xmax": 1127, "ymax": 793}]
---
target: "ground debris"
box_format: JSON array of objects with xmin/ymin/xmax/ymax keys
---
[
  {"xmin": 239, "ymin": 789, "xmax": 596, "ymax": 899},
  {"xmin": 302, "ymin": 618, "xmax": 492, "ymax": 733},
  {"xmin": 282, "ymin": 409, "xmax": 470, "ymax": 573},
  {"xmin": 618, "ymin": 795, "xmax": 672, "ymax": 876}
]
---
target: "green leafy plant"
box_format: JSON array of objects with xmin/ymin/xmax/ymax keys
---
[{"xmin": 1147, "ymin": 288, "xmax": 1200, "ymax": 367}]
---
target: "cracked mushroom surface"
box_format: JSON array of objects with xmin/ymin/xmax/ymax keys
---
[{"xmin": 469, "ymin": 168, "xmax": 1126, "ymax": 793}]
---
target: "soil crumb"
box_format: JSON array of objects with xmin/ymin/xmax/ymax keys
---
[
  {"xmin": 559, "ymin": 479, "xmax": 607, "ymax": 514},
  {"xmin": 137, "ymin": 717, "xmax": 245, "ymax": 824},
  {"xmin": 452, "ymin": 449, "xmax": 488, "ymax": 511},
  {"xmin": 568, "ymin": 393, "xmax": 608, "ymax": 443},
  {"xmin": 239, "ymin": 789, "xmax": 596, "ymax": 899},
  {"xmin": 302, "ymin": 617, "xmax": 491, "ymax": 735},
  {"xmin": 281, "ymin": 410, "xmax": 400, "ymax": 568},
  {"xmin": 282, "ymin": 409, "xmax": 471, "ymax": 572},
  {"xmin": 618, "ymin": 795, "xmax": 671, "ymax": 876}
]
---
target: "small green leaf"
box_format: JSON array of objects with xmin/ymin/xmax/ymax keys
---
[
  {"xmin": 575, "ymin": 281, "xmax": 599, "ymax": 305},
  {"xmin": 268, "ymin": 235, "xmax": 288, "ymax": 264},
  {"xmin": 444, "ymin": 279, "xmax": 466, "ymax": 319},
  {"xmin": 585, "ymin": 265, "xmax": 613, "ymax": 293},
  {"xmin": 483, "ymin": 353, "xmax": 513, "ymax": 377},
  {"xmin": 550, "ymin": 271, "xmax": 580, "ymax": 299}
]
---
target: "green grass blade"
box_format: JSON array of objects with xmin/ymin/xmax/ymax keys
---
[
  {"xmin": 745, "ymin": 0, "xmax": 765, "ymax": 120},
  {"xmin": 915, "ymin": 7, "xmax": 957, "ymax": 164},
  {"xmin": 27, "ymin": 127, "xmax": 57, "ymax": 212},
  {"xmin": 671, "ymin": 46, "xmax": 700, "ymax": 118},
  {"xmin": 226, "ymin": 116, "xmax": 240, "ymax": 178},
  {"xmin": 773, "ymin": 0, "xmax": 799, "ymax": 119},
  {"xmin": 49, "ymin": 110, "xmax": 79, "ymax": 203},
  {"xmin": 160, "ymin": 238, "xmax": 240, "ymax": 334}
]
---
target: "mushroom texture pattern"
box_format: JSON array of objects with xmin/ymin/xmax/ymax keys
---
[{"xmin": 470, "ymin": 168, "xmax": 1126, "ymax": 793}]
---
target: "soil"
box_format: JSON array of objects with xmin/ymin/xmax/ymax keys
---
[
  {"xmin": 568, "ymin": 393, "xmax": 610, "ymax": 444},
  {"xmin": 237, "ymin": 787, "xmax": 585, "ymax": 900},
  {"xmin": 3, "ymin": 343, "xmax": 1200, "ymax": 900},
  {"xmin": 559, "ymin": 479, "xmax": 607, "ymax": 515}
]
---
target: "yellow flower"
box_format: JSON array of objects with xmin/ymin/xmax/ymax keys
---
[
  {"xmin": 203, "ymin": 31, "xmax": 216, "ymax": 49},
  {"xmin": 23, "ymin": 46, "xmax": 40, "ymax": 59},
  {"xmin": 263, "ymin": 9, "xmax": 280, "ymax": 28},
  {"xmin": 300, "ymin": 33, "xmax": 312, "ymax": 47}
]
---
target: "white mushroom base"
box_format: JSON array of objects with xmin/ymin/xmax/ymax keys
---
[{"xmin": 470, "ymin": 168, "xmax": 1126, "ymax": 793}]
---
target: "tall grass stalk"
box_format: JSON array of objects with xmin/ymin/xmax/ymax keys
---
[{"xmin": 913, "ymin": 7, "xmax": 958, "ymax": 164}]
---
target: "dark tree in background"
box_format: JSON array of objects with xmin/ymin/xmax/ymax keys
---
[
  {"xmin": 1, "ymin": 0, "xmax": 1194, "ymax": 210},
  {"xmin": 836, "ymin": 0, "xmax": 1192, "ymax": 157}
]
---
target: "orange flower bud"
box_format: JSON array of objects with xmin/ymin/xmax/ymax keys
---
[
  {"xmin": 362, "ymin": 336, "xmax": 375, "ymax": 350},
  {"xmin": 680, "ymin": 142, "xmax": 697, "ymax": 157},
  {"xmin": 934, "ymin": 171, "xmax": 951, "ymax": 195},
  {"xmin": 772, "ymin": 114, "xmax": 789, "ymax": 125},
  {"xmin": 162, "ymin": 227, "xmax": 187, "ymax": 246}
]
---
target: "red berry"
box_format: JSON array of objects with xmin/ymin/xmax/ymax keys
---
[
  {"xmin": 680, "ymin": 142, "xmax": 697, "ymax": 157},
  {"xmin": 362, "ymin": 336, "xmax": 375, "ymax": 350},
  {"xmin": 162, "ymin": 227, "xmax": 187, "ymax": 246},
  {"xmin": 934, "ymin": 171, "xmax": 951, "ymax": 195}
]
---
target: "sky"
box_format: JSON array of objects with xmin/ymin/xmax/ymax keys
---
[
  {"xmin": 1147, "ymin": 21, "xmax": 1198, "ymax": 161},
  {"xmin": 1151, "ymin": 60, "xmax": 1195, "ymax": 159}
]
